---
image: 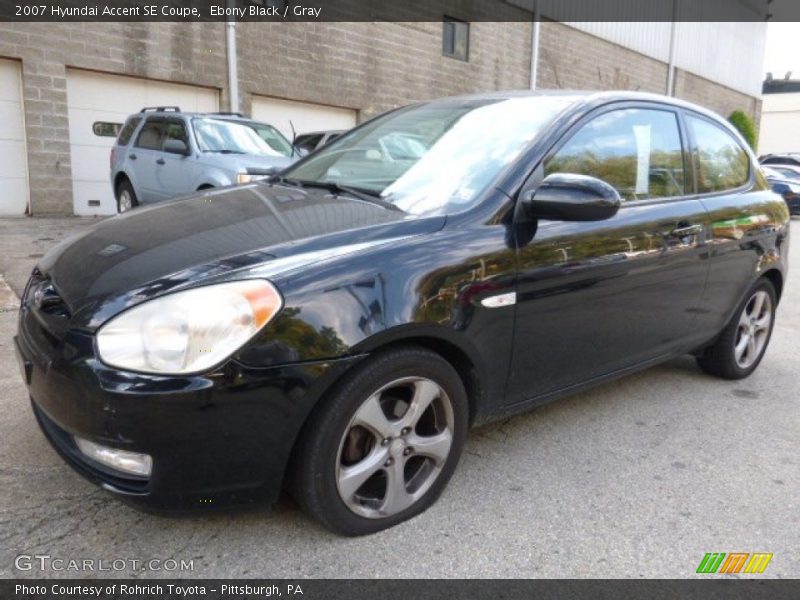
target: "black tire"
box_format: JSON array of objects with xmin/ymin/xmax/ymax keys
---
[
  {"xmin": 696, "ymin": 278, "xmax": 777, "ymax": 379},
  {"xmin": 116, "ymin": 179, "xmax": 138, "ymax": 213},
  {"xmin": 289, "ymin": 346, "xmax": 468, "ymax": 536}
]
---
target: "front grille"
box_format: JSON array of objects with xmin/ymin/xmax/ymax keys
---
[{"xmin": 32, "ymin": 402, "xmax": 149, "ymax": 494}]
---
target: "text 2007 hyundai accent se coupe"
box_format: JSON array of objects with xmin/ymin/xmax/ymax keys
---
[{"xmin": 15, "ymin": 91, "xmax": 789, "ymax": 535}]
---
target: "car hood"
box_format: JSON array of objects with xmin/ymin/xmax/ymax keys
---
[
  {"xmin": 39, "ymin": 183, "xmax": 443, "ymax": 330},
  {"xmin": 234, "ymin": 154, "xmax": 296, "ymax": 170}
]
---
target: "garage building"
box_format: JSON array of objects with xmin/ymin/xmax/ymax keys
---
[{"xmin": 0, "ymin": 11, "xmax": 767, "ymax": 216}]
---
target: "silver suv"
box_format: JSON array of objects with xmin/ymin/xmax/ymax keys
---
[{"xmin": 110, "ymin": 107, "xmax": 297, "ymax": 212}]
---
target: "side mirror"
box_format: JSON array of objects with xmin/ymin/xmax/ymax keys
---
[
  {"xmin": 523, "ymin": 173, "xmax": 621, "ymax": 221},
  {"xmin": 164, "ymin": 138, "xmax": 189, "ymax": 156}
]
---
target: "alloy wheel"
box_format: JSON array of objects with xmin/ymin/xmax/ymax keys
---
[
  {"xmin": 335, "ymin": 376, "xmax": 454, "ymax": 519},
  {"xmin": 118, "ymin": 189, "xmax": 133, "ymax": 213},
  {"xmin": 734, "ymin": 289, "xmax": 772, "ymax": 369}
]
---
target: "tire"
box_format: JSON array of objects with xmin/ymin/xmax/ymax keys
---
[
  {"xmin": 289, "ymin": 346, "xmax": 468, "ymax": 536},
  {"xmin": 696, "ymin": 278, "xmax": 777, "ymax": 379},
  {"xmin": 116, "ymin": 179, "xmax": 138, "ymax": 213}
]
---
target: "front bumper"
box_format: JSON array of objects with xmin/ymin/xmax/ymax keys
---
[{"xmin": 15, "ymin": 310, "xmax": 363, "ymax": 511}]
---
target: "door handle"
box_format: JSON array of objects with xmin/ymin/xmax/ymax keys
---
[
  {"xmin": 668, "ymin": 223, "xmax": 704, "ymax": 238},
  {"xmin": 156, "ymin": 158, "xmax": 165, "ymax": 165},
  {"xmin": 128, "ymin": 153, "xmax": 137, "ymax": 160}
]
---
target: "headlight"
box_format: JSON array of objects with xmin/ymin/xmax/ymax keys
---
[
  {"xmin": 96, "ymin": 280, "xmax": 282, "ymax": 374},
  {"xmin": 788, "ymin": 183, "xmax": 800, "ymax": 194},
  {"xmin": 236, "ymin": 172, "xmax": 270, "ymax": 185}
]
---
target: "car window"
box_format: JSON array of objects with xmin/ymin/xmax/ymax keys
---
[
  {"xmin": 296, "ymin": 134, "xmax": 322, "ymax": 152},
  {"xmin": 247, "ymin": 122, "xmax": 294, "ymax": 157},
  {"xmin": 135, "ymin": 120, "xmax": 164, "ymax": 150},
  {"xmin": 687, "ymin": 115, "xmax": 750, "ymax": 193},
  {"xmin": 116, "ymin": 116, "xmax": 142, "ymax": 146},
  {"xmin": 545, "ymin": 108, "xmax": 685, "ymax": 201},
  {"xmin": 163, "ymin": 121, "xmax": 188, "ymax": 146}
]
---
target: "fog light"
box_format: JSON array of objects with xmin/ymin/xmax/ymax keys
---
[{"xmin": 74, "ymin": 437, "xmax": 152, "ymax": 477}]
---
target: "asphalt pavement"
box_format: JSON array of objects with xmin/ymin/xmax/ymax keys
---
[{"xmin": 0, "ymin": 216, "xmax": 797, "ymax": 579}]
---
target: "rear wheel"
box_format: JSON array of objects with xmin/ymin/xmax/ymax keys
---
[
  {"xmin": 290, "ymin": 346, "xmax": 468, "ymax": 536},
  {"xmin": 696, "ymin": 279, "xmax": 776, "ymax": 379},
  {"xmin": 116, "ymin": 179, "xmax": 138, "ymax": 213}
]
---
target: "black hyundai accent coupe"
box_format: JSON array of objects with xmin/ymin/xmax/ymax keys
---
[{"xmin": 15, "ymin": 91, "xmax": 789, "ymax": 535}]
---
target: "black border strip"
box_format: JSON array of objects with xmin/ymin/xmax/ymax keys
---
[{"xmin": 2, "ymin": 0, "xmax": 800, "ymax": 23}]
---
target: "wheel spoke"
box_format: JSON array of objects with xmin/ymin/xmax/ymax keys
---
[
  {"xmin": 380, "ymin": 459, "xmax": 415, "ymax": 515},
  {"xmin": 338, "ymin": 447, "xmax": 388, "ymax": 500},
  {"xmin": 751, "ymin": 292, "xmax": 766, "ymax": 320},
  {"xmin": 402, "ymin": 379, "xmax": 441, "ymax": 428},
  {"xmin": 734, "ymin": 333, "xmax": 749, "ymax": 362},
  {"xmin": 746, "ymin": 334, "xmax": 757, "ymax": 362},
  {"xmin": 352, "ymin": 394, "xmax": 393, "ymax": 438},
  {"xmin": 407, "ymin": 430, "xmax": 452, "ymax": 464}
]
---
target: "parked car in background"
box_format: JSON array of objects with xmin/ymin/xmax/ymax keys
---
[
  {"xmin": 763, "ymin": 166, "xmax": 800, "ymax": 215},
  {"xmin": 762, "ymin": 163, "xmax": 800, "ymax": 183},
  {"xmin": 110, "ymin": 107, "xmax": 298, "ymax": 212},
  {"xmin": 294, "ymin": 129, "xmax": 345, "ymax": 154},
  {"xmin": 18, "ymin": 91, "xmax": 789, "ymax": 536},
  {"xmin": 759, "ymin": 153, "xmax": 800, "ymax": 167}
]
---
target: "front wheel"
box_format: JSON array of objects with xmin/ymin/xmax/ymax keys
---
[
  {"xmin": 290, "ymin": 347, "xmax": 468, "ymax": 536},
  {"xmin": 696, "ymin": 278, "xmax": 777, "ymax": 379}
]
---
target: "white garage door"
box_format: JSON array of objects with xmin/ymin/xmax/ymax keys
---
[
  {"xmin": 67, "ymin": 70, "xmax": 218, "ymax": 215},
  {"xmin": 0, "ymin": 59, "xmax": 29, "ymax": 215},
  {"xmin": 251, "ymin": 96, "xmax": 356, "ymax": 142}
]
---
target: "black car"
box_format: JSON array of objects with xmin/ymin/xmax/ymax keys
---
[
  {"xmin": 763, "ymin": 166, "xmax": 800, "ymax": 215},
  {"xmin": 15, "ymin": 91, "xmax": 789, "ymax": 536}
]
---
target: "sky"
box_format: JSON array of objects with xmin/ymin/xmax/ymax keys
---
[{"xmin": 763, "ymin": 22, "xmax": 800, "ymax": 79}]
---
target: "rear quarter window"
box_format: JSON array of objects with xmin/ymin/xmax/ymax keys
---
[
  {"xmin": 687, "ymin": 115, "xmax": 750, "ymax": 193},
  {"xmin": 116, "ymin": 116, "xmax": 142, "ymax": 146}
]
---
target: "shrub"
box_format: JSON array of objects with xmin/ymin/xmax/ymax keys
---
[{"xmin": 728, "ymin": 110, "xmax": 757, "ymax": 150}]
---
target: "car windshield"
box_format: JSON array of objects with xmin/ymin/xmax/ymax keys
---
[
  {"xmin": 193, "ymin": 118, "xmax": 291, "ymax": 157},
  {"xmin": 282, "ymin": 96, "xmax": 576, "ymax": 215}
]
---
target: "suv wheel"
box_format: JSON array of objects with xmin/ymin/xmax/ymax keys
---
[
  {"xmin": 116, "ymin": 180, "xmax": 138, "ymax": 213},
  {"xmin": 290, "ymin": 346, "xmax": 468, "ymax": 536},
  {"xmin": 696, "ymin": 278, "xmax": 777, "ymax": 379}
]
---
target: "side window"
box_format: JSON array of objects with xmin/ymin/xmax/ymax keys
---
[
  {"xmin": 163, "ymin": 121, "xmax": 188, "ymax": 145},
  {"xmin": 546, "ymin": 108, "xmax": 685, "ymax": 201},
  {"xmin": 135, "ymin": 120, "xmax": 163, "ymax": 150},
  {"xmin": 116, "ymin": 117, "xmax": 142, "ymax": 146},
  {"xmin": 687, "ymin": 115, "xmax": 749, "ymax": 193}
]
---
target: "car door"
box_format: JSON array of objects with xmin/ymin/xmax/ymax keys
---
[
  {"xmin": 506, "ymin": 103, "xmax": 710, "ymax": 406},
  {"xmin": 155, "ymin": 118, "xmax": 196, "ymax": 199},
  {"xmin": 130, "ymin": 118, "xmax": 165, "ymax": 203},
  {"xmin": 684, "ymin": 112, "xmax": 785, "ymax": 340}
]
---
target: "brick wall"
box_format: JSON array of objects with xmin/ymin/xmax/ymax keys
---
[{"xmin": 235, "ymin": 22, "xmax": 532, "ymax": 120}]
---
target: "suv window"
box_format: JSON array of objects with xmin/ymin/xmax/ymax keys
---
[
  {"xmin": 296, "ymin": 134, "xmax": 322, "ymax": 153},
  {"xmin": 546, "ymin": 108, "xmax": 685, "ymax": 201},
  {"xmin": 687, "ymin": 115, "xmax": 749, "ymax": 193},
  {"xmin": 116, "ymin": 116, "xmax": 142, "ymax": 146},
  {"xmin": 135, "ymin": 120, "xmax": 164, "ymax": 150},
  {"xmin": 163, "ymin": 121, "xmax": 188, "ymax": 144}
]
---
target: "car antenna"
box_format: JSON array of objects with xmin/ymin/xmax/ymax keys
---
[{"xmin": 289, "ymin": 120, "xmax": 299, "ymax": 157}]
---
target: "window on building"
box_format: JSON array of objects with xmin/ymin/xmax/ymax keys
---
[
  {"xmin": 443, "ymin": 18, "xmax": 469, "ymax": 62},
  {"xmin": 546, "ymin": 108, "xmax": 686, "ymax": 201},
  {"xmin": 687, "ymin": 115, "xmax": 750, "ymax": 193},
  {"xmin": 93, "ymin": 121, "xmax": 123, "ymax": 138}
]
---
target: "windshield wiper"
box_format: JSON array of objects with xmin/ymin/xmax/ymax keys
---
[
  {"xmin": 204, "ymin": 149, "xmax": 246, "ymax": 154},
  {"xmin": 271, "ymin": 177, "xmax": 404, "ymax": 212}
]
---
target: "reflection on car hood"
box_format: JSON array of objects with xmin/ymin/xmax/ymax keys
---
[{"xmin": 39, "ymin": 183, "xmax": 443, "ymax": 329}]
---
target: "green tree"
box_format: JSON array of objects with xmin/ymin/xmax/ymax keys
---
[{"xmin": 728, "ymin": 110, "xmax": 757, "ymax": 150}]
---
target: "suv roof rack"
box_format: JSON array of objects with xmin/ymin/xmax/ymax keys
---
[
  {"xmin": 140, "ymin": 106, "xmax": 181, "ymax": 113},
  {"xmin": 210, "ymin": 111, "xmax": 247, "ymax": 118}
]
